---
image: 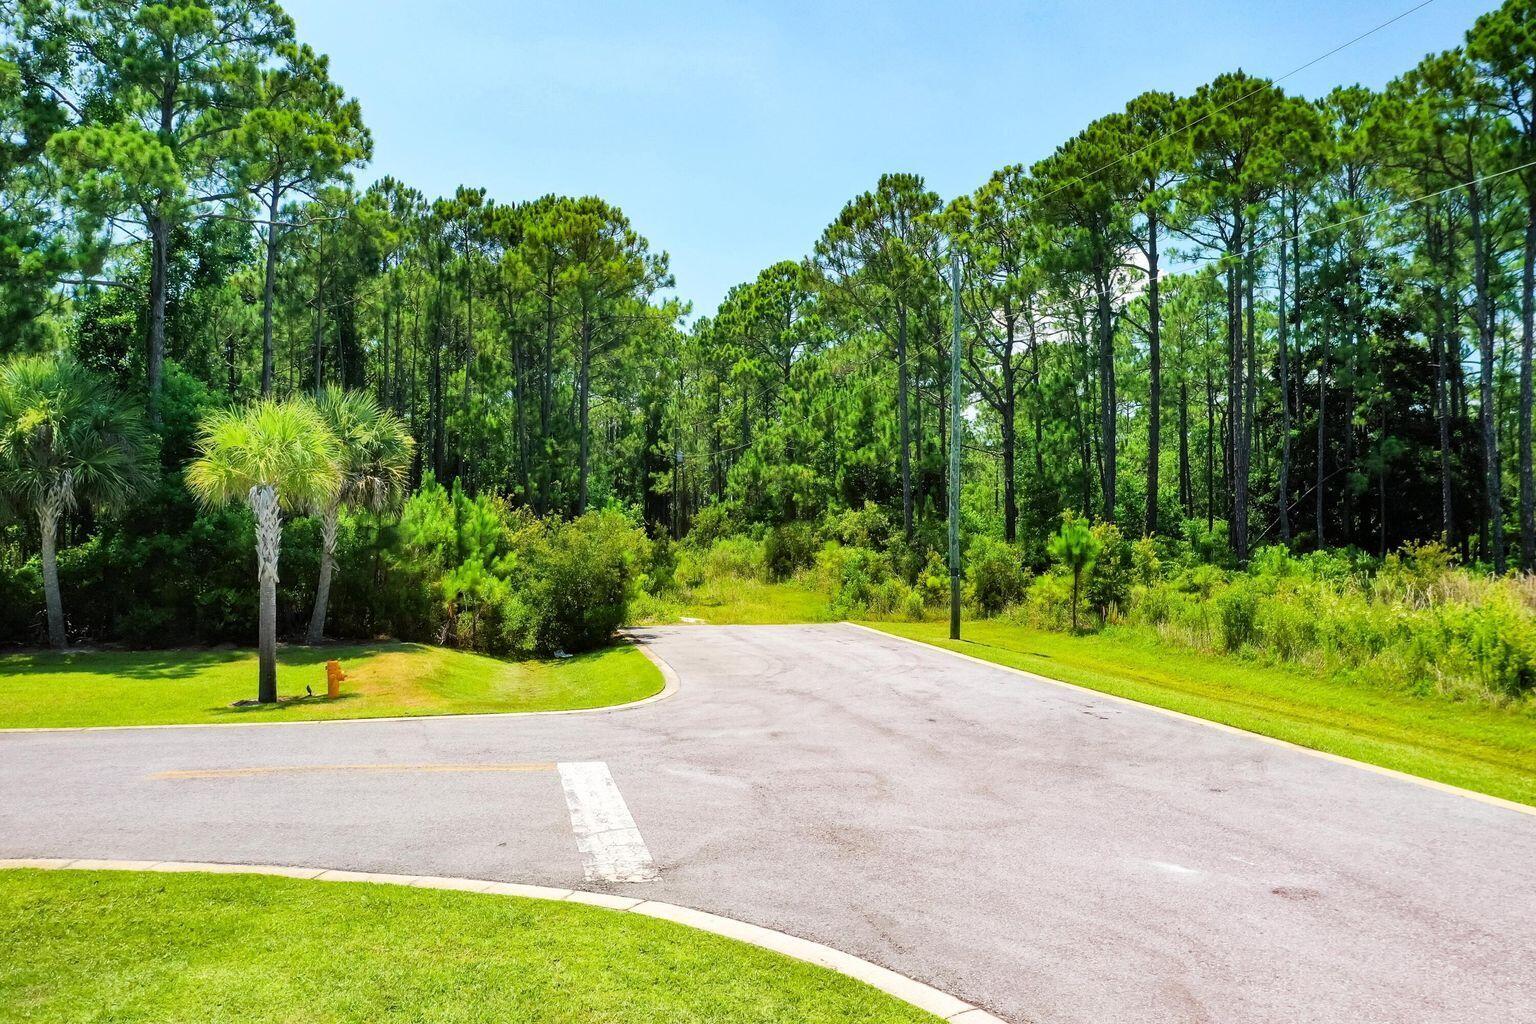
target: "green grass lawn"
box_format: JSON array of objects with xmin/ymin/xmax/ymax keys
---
[
  {"xmin": 637, "ymin": 577, "xmax": 836, "ymax": 625},
  {"xmin": 0, "ymin": 870, "xmax": 937, "ymax": 1024},
  {"xmin": 871, "ymin": 620, "xmax": 1536, "ymax": 807},
  {"xmin": 0, "ymin": 642, "xmax": 662, "ymax": 729}
]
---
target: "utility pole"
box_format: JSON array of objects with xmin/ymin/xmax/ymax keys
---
[{"xmin": 949, "ymin": 248, "xmax": 963, "ymax": 641}]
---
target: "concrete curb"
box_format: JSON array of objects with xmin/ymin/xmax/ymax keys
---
[
  {"xmin": 847, "ymin": 621, "xmax": 1536, "ymax": 820},
  {"xmin": 0, "ymin": 858, "xmax": 1004, "ymax": 1023},
  {"xmin": 0, "ymin": 636, "xmax": 680, "ymax": 735}
]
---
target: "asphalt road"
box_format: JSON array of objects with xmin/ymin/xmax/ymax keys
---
[{"xmin": 2, "ymin": 624, "xmax": 1533, "ymax": 1024}]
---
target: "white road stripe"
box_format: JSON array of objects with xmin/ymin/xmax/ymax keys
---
[{"xmin": 556, "ymin": 761, "xmax": 658, "ymax": 883}]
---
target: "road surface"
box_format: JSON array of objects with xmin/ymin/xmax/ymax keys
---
[{"xmin": 2, "ymin": 624, "xmax": 1533, "ymax": 1023}]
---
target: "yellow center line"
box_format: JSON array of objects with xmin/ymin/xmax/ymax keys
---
[{"xmin": 152, "ymin": 763, "xmax": 557, "ymax": 780}]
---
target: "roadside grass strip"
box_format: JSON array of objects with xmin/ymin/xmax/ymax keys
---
[
  {"xmin": 0, "ymin": 862, "xmax": 1003, "ymax": 1023},
  {"xmin": 0, "ymin": 642, "xmax": 665, "ymax": 729},
  {"xmin": 864, "ymin": 620, "xmax": 1536, "ymax": 811}
]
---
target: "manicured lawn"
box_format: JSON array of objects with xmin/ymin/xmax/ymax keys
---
[
  {"xmin": 0, "ymin": 642, "xmax": 662, "ymax": 729},
  {"xmin": 871, "ymin": 620, "xmax": 1536, "ymax": 807},
  {"xmin": 0, "ymin": 870, "xmax": 936, "ymax": 1024},
  {"xmin": 639, "ymin": 577, "xmax": 836, "ymax": 625}
]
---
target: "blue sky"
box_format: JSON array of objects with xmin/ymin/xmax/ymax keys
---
[{"xmin": 283, "ymin": 0, "xmax": 1488, "ymax": 318}]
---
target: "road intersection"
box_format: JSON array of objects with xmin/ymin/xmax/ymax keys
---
[{"xmin": 3, "ymin": 624, "xmax": 1533, "ymax": 1023}]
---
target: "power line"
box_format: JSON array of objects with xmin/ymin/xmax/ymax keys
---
[
  {"xmin": 1031, "ymin": 0, "xmax": 1437, "ymax": 206},
  {"xmin": 1189, "ymin": 155, "xmax": 1536, "ymax": 271}
]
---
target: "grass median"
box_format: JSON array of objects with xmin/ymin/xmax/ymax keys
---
[
  {"xmin": 0, "ymin": 869, "xmax": 938, "ymax": 1024},
  {"xmin": 0, "ymin": 641, "xmax": 662, "ymax": 729}
]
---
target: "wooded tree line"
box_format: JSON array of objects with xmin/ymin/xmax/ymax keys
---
[
  {"xmin": 679, "ymin": 0, "xmax": 1536, "ymax": 573},
  {"xmin": 6, "ymin": 1, "xmax": 1536, "ymax": 579},
  {"xmin": 2, "ymin": 0, "xmax": 678, "ymax": 524}
]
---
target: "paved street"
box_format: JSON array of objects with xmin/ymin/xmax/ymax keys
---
[{"xmin": 2, "ymin": 624, "xmax": 1533, "ymax": 1024}]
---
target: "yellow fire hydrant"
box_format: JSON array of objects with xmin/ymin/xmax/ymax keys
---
[{"xmin": 325, "ymin": 660, "xmax": 346, "ymax": 699}]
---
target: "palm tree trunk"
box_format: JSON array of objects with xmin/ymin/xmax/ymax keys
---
[
  {"xmin": 250, "ymin": 484, "xmax": 282, "ymax": 704},
  {"xmin": 37, "ymin": 481, "xmax": 68, "ymax": 651},
  {"xmin": 307, "ymin": 500, "xmax": 340, "ymax": 645}
]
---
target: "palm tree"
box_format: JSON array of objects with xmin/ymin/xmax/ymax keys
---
[
  {"xmin": 0, "ymin": 355, "xmax": 152, "ymax": 650},
  {"xmin": 306, "ymin": 387, "xmax": 414, "ymax": 644},
  {"xmin": 187, "ymin": 398, "xmax": 340, "ymax": 704}
]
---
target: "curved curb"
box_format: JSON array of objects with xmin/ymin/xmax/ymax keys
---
[
  {"xmin": 0, "ymin": 636, "xmax": 680, "ymax": 735},
  {"xmin": 847, "ymin": 622, "xmax": 1536, "ymax": 819},
  {"xmin": 0, "ymin": 858, "xmax": 1004, "ymax": 1024}
]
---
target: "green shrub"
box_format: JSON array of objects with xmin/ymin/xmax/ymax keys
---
[
  {"xmin": 966, "ymin": 536, "xmax": 1029, "ymax": 617},
  {"xmin": 1018, "ymin": 571, "xmax": 1080, "ymax": 632},
  {"xmin": 764, "ymin": 522, "xmax": 817, "ymax": 581},
  {"xmin": 1215, "ymin": 584, "xmax": 1258, "ymax": 652},
  {"xmin": 686, "ymin": 502, "xmax": 741, "ymax": 548},
  {"xmin": 820, "ymin": 501, "xmax": 893, "ymax": 549},
  {"xmin": 700, "ymin": 535, "xmax": 766, "ymax": 581},
  {"xmin": 515, "ymin": 509, "xmax": 644, "ymax": 655},
  {"xmin": 643, "ymin": 535, "xmax": 678, "ymax": 596},
  {"xmin": 818, "ymin": 543, "xmax": 896, "ymax": 618},
  {"xmin": 1084, "ymin": 521, "xmax": 1131, "ymax": 618},
  {"xmin": 0, "ymin": 551, "xmax": 40, "ymax": 643},
  {"xmin": 915, "ymin": 550, "xmax": 949, "ymax": 608}
]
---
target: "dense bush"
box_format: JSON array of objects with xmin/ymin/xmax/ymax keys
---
[
  {"xmin": 0, "ymin": 472, "xmax": 647, "ymax": 657},
  {"xmin": 511, "ymin": 510, "xmax": 644, "ymax": 655},
  {"xmin": 965, "ymin": 536, "xmax": 1030, "ymax": 616},
  {"xmin": 764, "ymin": 522, "xmax": 818, "ymax": 580}
]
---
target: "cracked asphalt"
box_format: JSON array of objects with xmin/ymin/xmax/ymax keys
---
[{"xmin": 2, "ymin": 623, "xmax": 1533, "ymax": 1023}]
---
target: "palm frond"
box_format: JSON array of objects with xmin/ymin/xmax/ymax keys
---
[
  {"xmin": 187, "ymin": 398, "xmax": 343, "ymax": 513},
  {"xmin": 313, "ymin": 386, "xmax": 415, "ymax": 512},
  {"xmin": 0, "ymin": 354, "xmax": 153, "ymax": 515}
]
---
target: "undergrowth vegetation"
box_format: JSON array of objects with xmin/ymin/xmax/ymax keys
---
[
  {"xmin": 646, "ymin": 501, "xmax": 1536, "ymax": 708},
  {"xmin": 0, "ymin": 474, "xmax": 654, "ymax": 658}
]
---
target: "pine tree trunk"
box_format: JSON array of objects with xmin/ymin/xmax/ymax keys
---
[
  {"xmin": 1436, "ymin": 283, "xmax": 1455, "ymax": 545},
  {"xmin": 312, "ymin": 273, "xmax": 325, "ymax": 393},
  {"xmin": 1239, "ymin": 249, "xmax": 1256, "ymax": 562},
  {"xmin": 1470, "ymin": 185, "xmax": 1505, "ymax": 573},
  {"xmin": 1225, "ymin": 216, "xmax": 1248, "ymax": 560},
  {"xmin": 250, "ymin": 485, "xmax": 282, "ymax": 704},
  {"xmin": 1179, "ymin": 371, "xmax": 1191, "ymax": 513},
  {"xmin": 1097, "ymin": 265, "xmax": 1117, "ymax": 522},
  {"xmin": 896, "ymin": 303, "xmax": 914, "ymax": 540},
  {"xmin": 147, "ymin": 210, "xmax": 169, "ymax": 423},
  {"xmin": 307, "ymin": 500, "xmax": 340, "ymax": 645},
  {"xmin": 1001, "ymin": 367, "xmax": 1017, "ymax": 543},
  {"xmin": 578, "ymin": 311, "xmax": 593, "ymax": 514},
  {"xmin": 1145, "ymin": 212, "xmax": 1161, "ymax": 536},
  {"xmin": 1205, "ymin": 362, "xmax": 1216, "ymax": 532},
  {"xmin": 1520, "ymin": 191, "xmax": 1535, "ymax": 569},
  {"xmin": 261, "ymin": 187, "xmax": 281, "ymax": 397},
  {"xmin": 1277, "ymin": 208, "xmax": 1293, "ymax": 544},
  {"xmin": 38, "ymin": 484, "xmax": 67, "ymax": 651},
  {"xmin": 1317, "ymin": 322, "xmax": 1329, "ymax": 549}
]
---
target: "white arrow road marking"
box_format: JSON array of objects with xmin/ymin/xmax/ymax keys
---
[{"xmin": 556, "ymin": 761, "xmax": 658, "ymax": 883}]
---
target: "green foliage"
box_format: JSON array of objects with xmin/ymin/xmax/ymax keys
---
[
  {"xmin": 686, "ymin": 502, "xmax": 741, "ymax": 549},
  {"xmin": 312, "ymin": 387, "xmax": 414, "ymax": 512},
  {"xmin": 515, "ymin": 510, "xmax": 644, "ymax": 655},
  {"xmin": 1047, "ymin": 516, "xmax": 1102, "ymax": 632},
  {"xmin": 965, "ymin": 536, "xmax": 1030, "ymax": 616},
  {"xmin": 0, "ymin": 353, "xmax": 154, "ymax": 515},
  {"xmin": 763, "ymin": 521, "xmax": 816, "ymax": 581},
  {"xmin": 186, "ymin": 398, "xmax": 341, "ymax": 512}
]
